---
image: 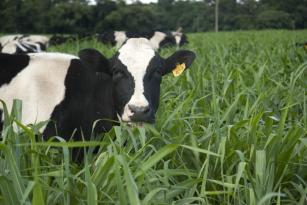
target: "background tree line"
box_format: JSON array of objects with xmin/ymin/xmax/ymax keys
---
[{"xmin": 0, "ymin": 0, "xmax": 306, "ymax": 34}]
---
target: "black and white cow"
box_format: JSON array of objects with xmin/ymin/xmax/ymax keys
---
[
  {"xmin": 0, "ymin": 35, "xmax": 24, "ymax": 45},
  {"xmin": 295, "ymin": 41, "xmax": 307, "ymax": 51},
  {"xmin": 171, "ymin": 31, "xmax": 188, "ymax": 47},
  {"xmin": 20, "ymin": 35, "xmax": 50, "ymax": 46},
  {"xmin": 0, "ymin": 38, "xmax": 195, "ymax": 143},
  {"xmin": 0, "ymin": 35, "xmax": 49, "ymax": 54},
  {"xmin": 97, "ymin": 31, "xmax": 127, "ymax": 48},
  {"xmin": 0, "ymin": 35, "xmax": 23, "ymax": 53},
  {"xmin": 0, "ymin": 35, "xmax": 50, "ymax": 47},
  {"xmin": 1, "ymin": 40, "xmax": 46, "ymax": 54},
  {"xmin": 97, "ymin": 31, "xmax": 188, "ymax": 49}
]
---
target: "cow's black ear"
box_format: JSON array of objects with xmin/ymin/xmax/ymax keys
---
[
  {"xmin": 162, "ymin": 50, "xmax": 196, "ymax": 76},
  {"xmin": 78, "ymin": 48, "xmax": 112, "ymax": 75}
]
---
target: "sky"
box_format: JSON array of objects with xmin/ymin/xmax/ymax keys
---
[
  {"xmin": 89, "ymin": 0, "xmax": 259, "ymax": 4},
  {"xmin": 127, "ymin": 0, "xmax": 158, "ymax": 3},
  {"xmin": 89, "ymin": 0, "xmax": 158, "ymax": 4}
]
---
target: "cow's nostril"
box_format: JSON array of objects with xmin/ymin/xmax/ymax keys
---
[
  {"xmin": 143, "ymin": 106, "xmax": 150, "ymax": 113},
  {"xmin": 128, "ymin": 105, "xmax": 150, "ymax": 114},
  {"xmin": 128, "ymin": 104, "xmax": 154, "ymax": 123}
]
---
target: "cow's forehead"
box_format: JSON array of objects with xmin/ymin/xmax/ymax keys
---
[
  {"xmin": 118, "ymin": 38, "xmax": 155, "ymax": 74},
  {"xmin": 171, "ymin": 31, "xmax": 183, "ymax": 37},
  {"xmin": 171, "ymin": 32, "xmax": 183, "ymax": 44}
]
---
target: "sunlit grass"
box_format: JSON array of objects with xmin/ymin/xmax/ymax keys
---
[{"xmin": 0, "ymin": 30, "xmax": 307, "ymax": 205}]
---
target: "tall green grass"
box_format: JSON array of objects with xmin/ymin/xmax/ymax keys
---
[{"xmin": 0, "ymin": 30, "xmax": 306, "ymax": 204}]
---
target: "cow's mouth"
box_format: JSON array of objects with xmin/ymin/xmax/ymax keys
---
[
  {"xmin": 126, "ymin": 118, "xmax": 155, "ymax": 127},
  {"xmin": 120, "ymin": 104, "xmax": 155, "ymax": 124},
  {"xmin": 127, "ymin": 122, "xmax": 145, "ymax": 128},
  {"xmin": 130, "ymin": 116, "xmax": 155, "ymax": 124}
]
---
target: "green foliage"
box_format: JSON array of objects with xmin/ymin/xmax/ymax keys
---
[
  {"xmin": 48, "ymin": 1, "xmax": 91, "ymax": 33},
  {"xmin": 0, "ymin": 0, "xmax": 307, "ymax": 33},
  {"xmin": 101, "ymin": 4, "xmax": 159, "ymax": 32},
  {"xmin": 257, "ymin": 10, "xmax": 292, "ymax": 29},
  {"xmin": 0, "ymin": 30, "xmax": 307, "ymax": 204}
]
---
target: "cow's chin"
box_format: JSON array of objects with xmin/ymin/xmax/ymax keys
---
[
  {"xmin": 120, "ymin": 110, "xmax": 155, "ymax": 125},
  {"xmin": 126, "ymin": 122, "xmax": 145, "ymax": 128},
  {"xmin": 123, "ymin": 119, "xmax": 155, "ymax": 127},
  {"xmin": 120, "ymin": 116, "xmax": 155, "ymax": 127}
]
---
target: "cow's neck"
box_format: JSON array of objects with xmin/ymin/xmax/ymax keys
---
[{"xmin": 0, "ymin": 110, "xmax": 2, "ymax": 132}]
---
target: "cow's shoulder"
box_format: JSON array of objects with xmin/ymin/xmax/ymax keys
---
[
  {"xmin": 0, "ymin": 52, "xmax": 79, "ymax": 88},
  {"xmin": 28, "ymin": 53, "xmax": 80, "ymax": 84}
]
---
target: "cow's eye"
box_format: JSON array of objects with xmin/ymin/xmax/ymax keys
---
[
  {"xmin": 147, "ymin": 69, "xmax": 161, "ymax": 79},
  {"xmin": 154, "ymin": 68, "xmax": 162, "ymax": 77},
  {"xmin": 113, "ymin": 70, "xmax": 124, "ymax": 79}
]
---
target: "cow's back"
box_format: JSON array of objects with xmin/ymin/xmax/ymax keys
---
[
  {"xmin": 0, "ymin": 53, "xmax": 77, "ymax": 128},
  {"xmin": 0, "ymin": 35, "xmax": 23, "ymax": 45}
]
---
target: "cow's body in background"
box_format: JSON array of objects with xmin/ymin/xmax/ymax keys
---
[
  {"xmin": 46, "ymin": 31, "xmax": 189, "ymax": 49},
  {"xmin": 1, "ymin": 40, "xmax": 46, "ymax": 54},
  {"xmin": 97, "ymin": 31, "xmax": 188, "ymax": 49},
  {"xmin": 0, "ymin": 35, "xmax": 49, "ymax": 54},
  {"xmin": 0, "ymin": 35, "xmax": 24, "ymax": 45}
]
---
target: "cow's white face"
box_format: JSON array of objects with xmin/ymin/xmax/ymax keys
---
[
  {"xmin": 118, "ymin": 38, "xmax": 155, "ymax": 121},
  {"xmin": 149, "ymin": 32, "xmax": 167, "ymax": 50},
  {"xmin": 171, "ymin": 31, "xmax": 188, "ymax": 46},
  {"xmin": 171, "ymin": 32, "xmax": 182, "ymax": 45},
  {"xmin": 78, "ymin": 38, "xmax": 196, "ymax": 123}
]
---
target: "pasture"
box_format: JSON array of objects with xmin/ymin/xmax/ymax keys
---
[{"xmin": 0, "ymin": 30, "xmax": 306, "ymax": 205}]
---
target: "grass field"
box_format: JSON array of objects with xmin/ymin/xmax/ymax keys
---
[{"xmin": 0, "ymin": 30, "xmax": 307, "ymax": 205}]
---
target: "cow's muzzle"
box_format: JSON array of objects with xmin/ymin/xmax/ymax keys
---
[{"xmin": 129, "ymin": 105, "xmax": 155, "ymax": 123}]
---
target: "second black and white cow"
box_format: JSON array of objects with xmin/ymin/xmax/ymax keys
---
[
  {"xmin": 97, "ymin": 31, "xmax": 188, "ymax": 49},
  {"xmin": 295, "ymin": 41, "xmax": 307, "ymax": 51},
  {"xmin": 0, "ymin": 35, "xmax": 49, "ymax": 54},
  {"xmin": 1, "ymin": 40, "xmax": 46, "ymax": 54},
  {"xmin": 0, "ymin": 38, "xmax": 195, "ymax": 142}
]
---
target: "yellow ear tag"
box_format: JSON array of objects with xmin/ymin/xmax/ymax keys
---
[{"xmin": 172, "ymin": 63, "xmax": 186, "ymax": 77}]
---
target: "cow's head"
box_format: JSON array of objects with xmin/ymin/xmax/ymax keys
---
[
  {"xmin": 97, "ymin": 32, "xmax": 117, "ymax": 46},
  {"xmin": 79, "ymin": 38, "xmax": 195, "ymax": 123},
  {"xmin": 171, "ymin": 32, "xmax": 189, "ymax": 47}
]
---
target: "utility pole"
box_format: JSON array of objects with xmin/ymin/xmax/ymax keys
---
[{"xmin": 215, "ymin": 0, "xmax": 219, "ymax": 32}]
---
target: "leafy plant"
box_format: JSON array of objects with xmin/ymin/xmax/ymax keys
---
[{"xmin": 0, "ymin": 30, "xmax": 306, "ymax": 204}]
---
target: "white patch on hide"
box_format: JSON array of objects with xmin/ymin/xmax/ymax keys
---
[{"xmin": 0, "ymin": 53, "xmax": 78, "ymax": 131}]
